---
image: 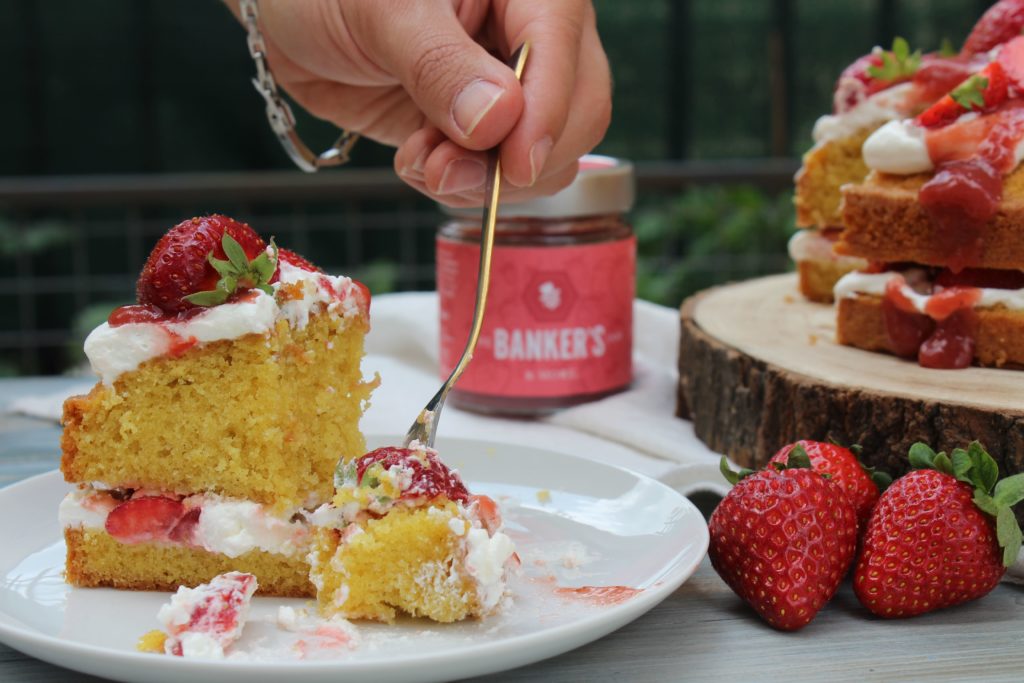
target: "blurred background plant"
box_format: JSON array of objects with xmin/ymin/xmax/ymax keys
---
[
  {"xmin": 635, "ymin": 186, "xmax": 794, "ymax": 306},
  {"xmin": 0, "ymin": 0, "xmax": 985, "ymax": 375}
]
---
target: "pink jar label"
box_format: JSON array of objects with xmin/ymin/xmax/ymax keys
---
[{"xmin": 437, "ymin": 236, "xmax": 635, "ymax": 398}]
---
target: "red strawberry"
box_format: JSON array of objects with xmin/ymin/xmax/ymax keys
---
[
  {"xmin": 916, "ymin": 61, "xmax": 1009, "ymax": 128},
  {"xmin": 962, "ymin": 0, "xmax": 1024, "ymax": 56},
  {"xmin": 708, "ymin": 458, "xmax": 859, "ymax": 631},
  {"xmin": 834, "ymin": 39, "xmax": 920, "ymax": 113},
  {"xmin": 168, "ymin": 508, "xmax": 202, "ymax": 545},
  {"xmin": 277, "ymin": 248, "xmax": 321, "ymax": 273},
  {"xmin": 854, "ymin": 442, "xmax": 1024, "ymax": 618},
  {"xmin": 344, "ymin": 446, "xmax": 469, "ymax": 503},
  {"xmin": 769, "ymin": 440, "xmax": 889, "ymax": 529},
  {"xmin": 137, "ymin": 215, "xmax": 276, "ymax": 313},
  {"xmin": 105, "ymin": 496, "xmax": 186, "ymax": 544},
  {"xmin": 469, "ymin": 494, "xmax": 502, "ymax": 534},
  {"xmin": 997, "ymin": 35, "xmax": 1024, "ymax": 89},
  {"xmin": 352, "ymin": 279, "xmax": 371, "ymax": 312}
]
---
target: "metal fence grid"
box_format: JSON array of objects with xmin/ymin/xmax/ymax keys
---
[{"xmin": 0, "ymin": 160, "xmax": 797, "ymax": 375}]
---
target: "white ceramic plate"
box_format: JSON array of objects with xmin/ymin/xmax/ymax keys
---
[{"xmin": 0, "ymin": 436, "xmax": 708, "ymax": 683}]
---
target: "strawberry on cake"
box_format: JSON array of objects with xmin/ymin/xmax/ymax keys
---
[
  {"xmin": 835, "ymin": 7, "xmax": 1024, "ymax": 369},
  {"xmin": 60, "ymin": 215, "xmax": 376, "ymax": 596},
  {"xmin": 308, "ymin": 443, "xmax": 518, "ymax": 623}
]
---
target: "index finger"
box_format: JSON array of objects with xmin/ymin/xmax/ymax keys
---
[{"xmin": 495, "ymin": 0, "xmax": 589, "ymax": 187}]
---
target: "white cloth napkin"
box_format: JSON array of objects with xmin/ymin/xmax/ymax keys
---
[{"xmin": 8, "ymin": 292, "xmax": 1023, "ymax": 580}]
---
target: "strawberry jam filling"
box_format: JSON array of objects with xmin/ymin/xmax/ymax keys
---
[
  {"xmin": 913, "ymin": 38, "xmax": 1024, "ymax": 271},
  {"xmin": 874, "ymin": 266, "xmax": 1024, "ymax": 368}
]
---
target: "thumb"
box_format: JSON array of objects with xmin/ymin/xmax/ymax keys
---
[{"xmin": 351, "ymin": 0, "xmax": 524, "ymax": 150}]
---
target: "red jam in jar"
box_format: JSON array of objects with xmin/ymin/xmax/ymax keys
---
[{"xmin": 437, "ymin": 155, "xmax": 636, "ymax": 415}]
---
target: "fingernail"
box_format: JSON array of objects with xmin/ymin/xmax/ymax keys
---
[
  {"xmin": 438, "ymin": 159, "xmax": 487, "ymax": 194},
  {"xmin": 398, "ymin": 149, "xmax": 429, "ymax": 180},
  {"xmin": 452, "ymin": 80, "xmax": 505, "ymax": 138},
  {"xmin": 528, "ymin": 136, "xmax": 553, "ymax": 186},
  {"xmin": 411, "ymin": 148, "xmax": 429, "ymax": 173}
]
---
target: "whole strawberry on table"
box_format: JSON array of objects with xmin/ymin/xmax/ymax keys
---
[{"xmin": 708, "ymin": 439, "xmax": 1024, "ymax": 631}]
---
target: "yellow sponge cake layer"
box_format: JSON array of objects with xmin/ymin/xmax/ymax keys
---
[
  {"xmin": 795, "ymin": 128, "xmax": 873, "ymax": 229},
  {"xmin": 62, "ymin": 313, "xmax": 374, "ymax": 509},
  {"xmin": 837, "ymin": 294, "xmax": 1024, "ymax": 368},
  {"xmin": 839, "ymin": 168, "xmax": 1024, "ymax": 270},
  {"xmin": 310, "ymin": 503, "xmax": 482, "ymax": 623},
  {"xmin": 65, "ymin": 527, "xmax": 313, "ymax": 597}
]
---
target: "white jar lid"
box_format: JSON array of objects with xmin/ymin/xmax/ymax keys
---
[{"xmin": 442, "ymin": 154, "xmax": 635, "ymax": 219}]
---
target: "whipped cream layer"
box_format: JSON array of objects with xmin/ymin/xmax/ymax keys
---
[
  {"xmin": 863, "ymin": 116, "xmax": 1024, "ymax": 175},
  {"xmin": 788, "ymin": 230, "xmax": 869, "ymax": 267},
  {"xmin": 60, "ymin": 487, "xmax": 313, "ymax": 558},
  {"xmin": 834, "ymin": 269, "xmax": 1024, "ymax": 311},
  {"xmin": 85, "ymin": 262, "xmax": 365, "ymax": 385},
  {"xmin": 813, "ymin": 82, "xmax": 917, "ymax": 144},
  {"xmin": 448, "ymin": 513, "xmax": 517, "ymax": 611}
]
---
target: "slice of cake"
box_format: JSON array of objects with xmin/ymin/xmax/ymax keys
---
[
  {"xmin": 792, "ymin": 38, "xmax": 982, "ymax": 302},
  {"xmin": 60, "ymin": 215, "xmax": 375, "ymax": 595},
  {"xmin": 835, "ymin": 28, "xmax": 1024, "ymax": 369},
  {"xmin": 308, "ymin": 444, "xmax": 517, "ymax": 623}
]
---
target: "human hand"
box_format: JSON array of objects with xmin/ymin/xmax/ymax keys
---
[{"xmin": 225, "ymin": 0, "xmax": 612, "ymax": 206}]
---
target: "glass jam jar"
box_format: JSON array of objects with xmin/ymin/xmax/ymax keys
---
[{"xmin": 436, "ymin": 155, "xmax": 636, "ymax": 416}]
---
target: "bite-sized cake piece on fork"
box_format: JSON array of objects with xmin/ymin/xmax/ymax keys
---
[{"xmin": 309, "ymin": 443, "xmax": 518, "ymax": 623}]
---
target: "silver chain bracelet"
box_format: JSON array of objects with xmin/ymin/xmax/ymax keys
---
[{"xmin": 241, "ymin": 0, "xmax": 359, "ymax": 172}]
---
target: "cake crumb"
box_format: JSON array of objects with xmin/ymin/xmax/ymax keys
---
[
  {"xmin": 536, "ymin": 489, "xmax": 552, "ymax": 504},
  {"xmin": 137, "ymin": 630, "xmax": 168, "ymax": 653},
  {"xmin": 784, "ymin": 294, "xmax": 796, "ymax": 304},
  {"xmin": 807, "ymin": 334, "xmax": 819, "ymax": 346}
]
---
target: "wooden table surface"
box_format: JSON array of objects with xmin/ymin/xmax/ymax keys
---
[{"xmin": 1, "ymin": 377, "xmax": 1022, "ymax": 683}]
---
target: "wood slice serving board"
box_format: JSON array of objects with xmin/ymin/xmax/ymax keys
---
[{"xmin": 677, "ymin": 273, "xmax": 1024, "ymax": 483}]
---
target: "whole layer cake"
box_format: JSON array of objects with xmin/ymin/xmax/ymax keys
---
[
  {"xmin": 834, "ymin": 6, "xmax": 1024, "ymax": 369},
  {"xmin": 60, "ymin": 215, "xmax": 375, "ymax": 596}
]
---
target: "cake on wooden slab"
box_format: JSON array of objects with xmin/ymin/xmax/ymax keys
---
[
  {"xmin": 832, "ymin": 9, "xmax": 1024, "ymax": 370},
  {"xmin": 60, "ymin": 215, "xmax": 375, "ymax": 596}
]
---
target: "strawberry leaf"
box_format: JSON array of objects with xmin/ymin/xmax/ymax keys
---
[
  {"xmin": 951, "ymin": 75, "xmax": 988, "ymax": 111},
  {"xmin": 939, "ymin": 37, "xmax": 957, "ymax": 57},
  {"xmin": 222, "ymin": 233, "xmax": 250, "ymax": 271},
  {"xmin": 183, "ymin": 289, "xmax": 230, "ymax": 306},
  {"xmin": 969, "ymin": 441, "xmax": 998, "ymax": 494},
  {"xmin": 974, "ymin": 490, "xmax": 999, "ymax": 517},
  {"xmin": 252, "ymin": 240, "xmax": 278, "ymax": 282},
  {"xmin": 996, "ymin": 506, "xmax": 1022, "ymax": 568},
  {"xmin": 933, "ymin": 451, "xmax": 953, "ymax": 475},
  {"xmin": 209, "ymin": 256, "xmax": 235, "ymax": 278},
  {"xmin": 870, "ymin": 470, "xmax": 893, "ymax": 492},
  {"xmin": 951, "ymin": 448, "xmax": 972, "ymax": 483},
  {"xmin": 993, "ymin": 473, "xmax": 1024, "ymax": 507},
  {"xmin": 785, "ymin": 444, "xmax": 812, "ymax": 470},
  {"xmin": 185, "ymin": 234, "xmax": 280, "ymax": 308},
  {"xmin": 866, "ymin": 37, "xmax": 921, "ymax": 81},
  {"xmin": 719, "ymin": 457, "xmax": 755, "ymax": 486},
  {"xmin": 908, "ymin": 442, "xmax": 938, "ymax": 470}
]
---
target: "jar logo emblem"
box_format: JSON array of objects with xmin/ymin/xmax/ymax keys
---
[
  {"xmin": 538, "ymin": 281, "xmax": 561, "ymax": 311},
  {"xmin": 524, "ymin": 271, "xmax": 576, "ymax": 322}
]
